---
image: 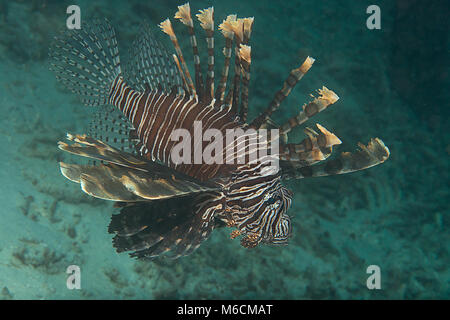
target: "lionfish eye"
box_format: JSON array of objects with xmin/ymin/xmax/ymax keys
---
[{"xmin": 266, "ymin": 195, "xmax": 281, "ymax": 206}]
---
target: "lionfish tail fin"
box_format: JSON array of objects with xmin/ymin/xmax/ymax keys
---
[
  {"xmin": 49, "ymin": 19, "xmax": 121, "ymax": 107},
  {"xmin": 282, "ymin": 138, "xmax": 390, "ymax": 179}
]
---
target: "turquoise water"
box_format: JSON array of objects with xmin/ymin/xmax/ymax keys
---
[{"xmin": 0, "ymin": 0, "xmax": 448, "ymax": 299}]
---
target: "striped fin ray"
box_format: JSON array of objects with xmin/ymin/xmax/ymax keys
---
[
  {"xmin": 49, "ymin": 18, "xmax": 121, "ymax": 106},
  {"xmin": 279, "ymin": 123, "xmax": 341, "ymax": 165},
  {"xmin": 197, "ymin": 7, "xmax": 215, "ymax": 102},
  {"xmin": 109, "ymin": 193, "xmax": 222, "ymax": 259},
  {"xmin": 159, "ymin": 19, "xmax": 196, "ymax": 95},
  {"xmin": 125, "ymin": 23, "xmax": 182, "ymax": 94},
  {"xmin": 251, "ymin": 56, "xmax": 315, "ymax": 128},
  {"xmin": 279, "ymin": 87, "xmax": 340, "ymax": 135},
  {"xmin": 229, "ymin": 19, "xmax": 244, "ymax": 114},
  {"xmin": 58, "ymin": 134, "xmax": 219, "ymax": 201},
  {"xmin": 241, "ymin": 17, "xmax": 254, "ymax": 45},
  {"xmin": 174, "ymin": 3, "xmax": 205, "ymax": 99},
  {"xmin": 239, "ymin": 18, "xmax": 254, "ymax": 122},
  {"xmin": 281, "ymin": 138, "xmax": 390, "ymax": 180},
  {"xmin": 88, "ymin": 105, "xmax": 141, "ymax": 155},
  {"xmin": 216, "ymin": 15, "xmax": 237, "ymax": 105},
  {"xmin": 238, "ymin": 45, "xmax": 251, "ymax": 122},
  {"xmin": 59, "ymin": 162, "xmax": 217, "ymax": 201}
]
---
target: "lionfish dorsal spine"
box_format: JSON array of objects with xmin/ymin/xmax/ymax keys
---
[
  {"xmin": 250, "ymin": 56, "xmax": 315, "ymax": 129},
  {"xmin": 196, "ymin": 7, "xmax": 215, "ymax": 102},
  {"xmin": 216, "ymin": 14, "xmax": 236, "ymax": 105},
  {"xmin": 160, "ymin": 18, "xmax": 196, "ymax": 96},
  {"xmin": 174, "ymin": 3, "xmax": 205, "ymax": 99}
]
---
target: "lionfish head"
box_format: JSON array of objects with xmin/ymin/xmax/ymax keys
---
[{"xmin": 239, "ymin": 184, "xmax": 293, "ymax": 248}]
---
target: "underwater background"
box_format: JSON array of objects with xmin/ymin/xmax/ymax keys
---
[{"xmin": 0, "ymin": 0, "xmax": 448, "ymax": 299}]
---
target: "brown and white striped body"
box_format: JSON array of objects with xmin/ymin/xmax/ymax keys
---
[{"xmin": 108, "ymin": 75, "xmax": 242, "ymax": 181}]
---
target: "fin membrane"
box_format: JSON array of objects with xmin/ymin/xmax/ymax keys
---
[
  {"xmin": 49, "ymin": 19, "xmax": 121, "ymax": 107},
  {"xmin": 109, "ymin": 193, "xmax": 220, "ymax": 259},
  {"xmin": 58, "ymin": 135, "xmax": 219, "ymax": 201},
  {"xmin": 281, "ymin": 138, "xmax": 390, "ymax": 179},
  {"xmin": 58, "ymin": 133, "xmax": 149, "ymax": 171},
  {"xmin": 125, "ymin": 23, "xmax": 182, "ymax": 93},
  {"xmin": 88, "ymin": 105, "xmax": 141, "ymax": 155}
]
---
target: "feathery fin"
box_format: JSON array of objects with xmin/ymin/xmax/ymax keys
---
[
  {"xmin": 58, "ymin": 134, "xmax": 219, "ymax": 201},
  {"xmin": 197, "ymin": 7, "xmax": 215, "ymax": 101},
  {"xmin": 175, "ymin": 3, "xmax": 205, "ymax": 99},
  {"xmin": 239, "ymin": 44, "xmax": 251, "ymax": 121},
  {"xmin": 159, "ymin": 19, "xmax": 196, "ymax": 96},
  {"xmin": 125, "ymin": 23, "xmax": 182, "ymax": 94},
  {"xmin": 280, "ymin": 86, "xmax": 339, "ymax": 135},
  {"xmin": 282, "ymin": 138, "xmax": 390, "ymax": 179},
  {"xmin": 49, "ymin": 19, "xmax": 122, "ymax": 107},
  {"xmin": 109, "ymin": 195, "xmax": 218, "ymax": 259},
  {"xmin": 216, "ymin": 15, "xmax": 237, "ymax": 105}
]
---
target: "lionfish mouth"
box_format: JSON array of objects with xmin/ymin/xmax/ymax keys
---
[{"xmin": 49, "ymin": 3, "xmax": 389, "ymax": 259}]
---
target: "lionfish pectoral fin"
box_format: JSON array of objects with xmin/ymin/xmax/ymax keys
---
[
  {"xmin": 58, "ymin": 134, "xmax": 220, "ymax": 201},
  {"xmin": 109, "ymin": 194, "xmax": 219, "ymax": 259},
  {"xmin": 59, "ymin": 161, "xmax": 219, "ymax": 202},
  {"xmin": 251, "ymin": 56, "xmax": 315, "ymax": 129},
  {"xmin": 59, "ymin": 134, "xmax": 218, "ymax": 187},
  {"xmin": 60, "ymin": 162, "xmax": 138, "ymax": 201},
  {"xmin": 281, "ymin": 138, "xmax": 390, "ymax": 179},
  {"xmin": 60, "ymin": 162, "xmax": 82, "ymax": 183},
  {"xmin": 58, "ymin": 133, "xmax": 148, "ymax": 171},
  {"xmin": 279, "ymin": 124, "xmax": 341, "ymax": 165}
]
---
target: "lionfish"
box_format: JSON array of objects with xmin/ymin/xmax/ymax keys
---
[{"xmin": 49, "ymin": 3, "xmax": 389, "ymax": 259}]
